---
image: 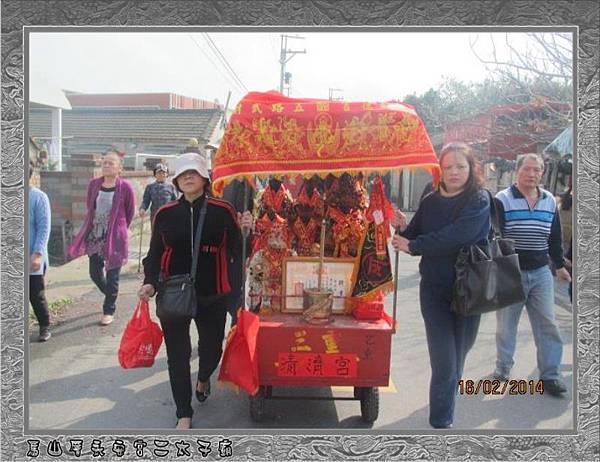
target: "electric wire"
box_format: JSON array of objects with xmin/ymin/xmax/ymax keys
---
[
  {"xmin": 202, "ymin": 33, "xmax": 249, "ymax": 93},
  {"xmin": 187, "ymin": 34, "xmax": 245, "ymax": 96}
]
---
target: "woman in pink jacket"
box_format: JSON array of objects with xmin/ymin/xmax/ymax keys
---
[{"xmin": 69, "ymin": 149, "xmax": 136, "ymax": 325}]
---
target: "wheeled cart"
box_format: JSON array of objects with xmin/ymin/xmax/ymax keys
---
[
  {"xmin": 212, "ymin": 91, "xmax": 439, "ymax": 425},
  {"xmin": 249, "ymin": 314, "xmax": 392, "ymax": 423}
]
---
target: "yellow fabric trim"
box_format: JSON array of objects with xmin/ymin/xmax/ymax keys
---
[{"xmin": 353, "ymin": 280, "xmax": 395, "ymax": 302}]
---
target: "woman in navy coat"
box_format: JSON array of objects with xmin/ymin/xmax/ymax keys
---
[{"xmin": 392, "ymin": 142, "xmax": 490, "ymax": 428}]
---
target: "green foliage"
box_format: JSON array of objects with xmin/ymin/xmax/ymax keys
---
[
  {"xmin": 404, "ymin": 76, "xmax": 572, "ymax": 136},
  {"xmin": 49, "ymin": 297, "xmax": 73, "ymax": 311},
  {"xmin": 29, "ymin": 297, "xmax": 73, "ymax": 321}
]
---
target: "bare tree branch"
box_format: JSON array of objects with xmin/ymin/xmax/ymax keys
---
[{"xmin": 471, "ymin": 33, "xmax": 573, "ymax": 83}]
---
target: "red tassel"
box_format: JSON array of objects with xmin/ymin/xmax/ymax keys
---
[
  {"xmin": 164, "ymin": 248, "xmax": 172, "ymax": 279},
  {"xmin": 219, "ymin": 238, "xmax": 231, "ymax": 293}
]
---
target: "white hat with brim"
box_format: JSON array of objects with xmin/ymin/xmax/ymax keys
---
[{"xmin": 172, "ymin": 153, "xmax": 210, "ymax": 190}]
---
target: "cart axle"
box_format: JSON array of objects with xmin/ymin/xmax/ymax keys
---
[{"xmin": 265, "ymin": 395, "xmax": 360, "ymax": 401}]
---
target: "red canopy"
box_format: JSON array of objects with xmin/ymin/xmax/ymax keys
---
[{"xmin": 212, "ymin": 91, "xmax": 439, "ymax": 195}]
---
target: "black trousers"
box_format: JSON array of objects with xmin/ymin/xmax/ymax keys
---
[
  {"xmin": 160, "ymin": 301, "xmax": 227, "ymax": 419},
  {"xmin": 88, "ymin": 254, "xmax": 121, "ymax": 315},
  {"xmin": 420, "ymin": 280, "xmax": 480, "ymax": 428},
  {"xmin": 30, "ymin": 274, "xmax": 50, "ymax": 327}
]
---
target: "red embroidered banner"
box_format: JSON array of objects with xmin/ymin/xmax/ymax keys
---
[
  {"xmin": 212, "ymin": 91, "xmax": 440, "ymax": 195},
  {"xmin": 277, "ymin": 352, "xmax": 358, "ymax": 378}
]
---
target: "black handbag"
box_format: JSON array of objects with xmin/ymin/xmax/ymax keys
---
[
  {"xmin": 156, "ymin": 199, "xmax": 208, "ymax": 321},
  {"xmin": 451, "ymin": 191, "xmax": 526, "ymax": 316}
]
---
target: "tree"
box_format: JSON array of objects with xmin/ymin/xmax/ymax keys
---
[
  {"xmin": 404, "ymin": 75, "xmax": 571, "ymax": 138},
  {"xmin": 469, "ymin": 32, "xmax": 573, "ymax": 123},
  {"xmin": 470, "ymin": 32, "xmax": 572, "ymax": 87},
  {"xmin": 404, "ymin": 33, "xmax": 573, "ymax": 137}
]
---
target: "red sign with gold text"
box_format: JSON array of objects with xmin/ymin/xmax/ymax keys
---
[
  {"xmin": 277, "ymin": 352, "xmax": 358, "ymax": 378},
  {"xmin": 212, "ymin": 91, "xmax": 440, "ymax": 195}
]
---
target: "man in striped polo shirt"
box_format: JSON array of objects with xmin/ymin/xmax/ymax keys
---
[{"xmin": 494, "ymin": 153, "xmax": 571, "ymax": 397}]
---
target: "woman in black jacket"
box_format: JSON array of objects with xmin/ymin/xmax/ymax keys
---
[
  {"xmin": 392, "ymin": 142, "xmax": 490, "ymax": 429},
  {"xmin": 138, "ymin": 152, "xmax": 252, "ymax": 429}
]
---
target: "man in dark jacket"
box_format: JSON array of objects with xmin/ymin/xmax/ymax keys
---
[{"xmin": 139, "ymin": 163, "xmax": 177, "ymax": 224}]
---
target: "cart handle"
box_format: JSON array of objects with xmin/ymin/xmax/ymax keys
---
[{"xmin": 392, "ymin": 249, "xmax": 399, "ymax": 334}]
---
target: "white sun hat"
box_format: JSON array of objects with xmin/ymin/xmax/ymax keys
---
[{"xmin": 172, "ymin": 153, "xmax": 210, "ymax": 190}]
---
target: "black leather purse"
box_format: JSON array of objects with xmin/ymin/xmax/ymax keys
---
[
  {"xmin": 156, "ymin": 199, "xmax": 207, "ymax": 321},
  {"xmin": 451, "ymin": 191, "xmax": 526, "ymax": 316}
]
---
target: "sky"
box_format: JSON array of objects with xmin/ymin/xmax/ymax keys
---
[{"xmin": 29, "ymin": 31, "xmax": 570, "ymax": 108}]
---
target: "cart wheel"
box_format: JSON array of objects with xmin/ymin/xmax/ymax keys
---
[
  {"xmin": 359, "ymin": 387, "xmax": 379, "ymax": 423},
  {"xmin": 249, "ymin": 386, "xmax": 266, "ymax": 422}
]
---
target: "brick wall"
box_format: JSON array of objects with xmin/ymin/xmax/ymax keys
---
[{"xmin": 66, "ymin": 93, "xmax": 220, "ymax": 110}]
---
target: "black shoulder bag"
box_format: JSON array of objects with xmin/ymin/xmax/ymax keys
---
[
  {"xmin": 451, "ymin": 190, "xmax": 526, "ymax": 316},
  {"xmin": 156, "ymin": 199, "xmax": 208, "ymax": 321}
]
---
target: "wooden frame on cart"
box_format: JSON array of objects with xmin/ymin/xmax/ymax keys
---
[{"xmin": 281, "ymin": 256, "xmax": 357, "ymax": 314}]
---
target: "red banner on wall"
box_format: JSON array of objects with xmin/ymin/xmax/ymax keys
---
[
  {"xmin": 212, "ymin": 91, "xmax": 440, "ymax": 195},
  {"xmin": 277, "ymin": 352, "xmax": 358, "ymax": 378}
]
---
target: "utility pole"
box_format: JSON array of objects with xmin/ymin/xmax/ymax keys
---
[
  {"xmin": 221, "ymin": 90, "xmax": 232, "ymax": 129},
  {"xmin": 279, "ymin": 34, "xmax": 306, "ymax": 94},
  {"xmin": 328, "ymin": 88, "xmax": 343, "ymax": 101}
]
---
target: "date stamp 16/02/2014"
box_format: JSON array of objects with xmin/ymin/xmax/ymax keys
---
[{"xmin": 458, "ymin": 379, "xmax": 545, "ymax": 396}]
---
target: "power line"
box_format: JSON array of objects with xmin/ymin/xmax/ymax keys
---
[
  {"xmin": 202, "ymin": 33, "xmax": 248, "ymax": 93},
  {"xmin": 203, "ymin": 33, "xmax": 248, "ymax": 93},
  {"xmin": 188, "ymin": 35, "xmax": 244, "ymax": 96}
]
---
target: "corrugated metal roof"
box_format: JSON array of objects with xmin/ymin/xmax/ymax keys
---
[
  {"xmin": 29, "ymin": 107, "xmax": 221, "ymax": 141},
  {"xmin": 61, "ymin": 107, "xmax": 222, "ymax": 141},
  {"xmin": 544, "ymin": 125, "xmax": 573, "ymax": 157}
]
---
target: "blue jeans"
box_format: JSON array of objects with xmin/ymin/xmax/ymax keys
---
[
  {"xmin": 88, "ymin": 254, "xmax": 121, "ymax": 315},
  {"xmin": 495, "ymin": 265, "xmax": 563, "ymax": 380},
  {"xmin": 420, "ymin": 281, "xmax": 481, "ymax": 428}
]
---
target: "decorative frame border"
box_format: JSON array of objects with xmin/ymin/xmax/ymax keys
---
[{"xmin": 1, "ymin": 1, "xmax": 598, "ymax": 460}]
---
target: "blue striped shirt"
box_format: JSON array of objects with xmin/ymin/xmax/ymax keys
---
[{"xmin": 495, "ymin": 185, "xmax": 564, "ymax": 270}]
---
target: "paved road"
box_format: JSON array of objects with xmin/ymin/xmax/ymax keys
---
[{"xmin": 28, "ymin": 251, "xmax": 574, "ymax": 431}]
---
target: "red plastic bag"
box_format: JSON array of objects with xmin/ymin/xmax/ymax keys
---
[
  {"xmin": 118, "ymin": 300, "xmax": 163, "ymax": 369},
  {"xmin": 218, "ymin": 308, "xmax": 260, "ymax": 395},
  {"xmin": 352, "ymin": 292, "xmax": 385, "ymax": 320}
]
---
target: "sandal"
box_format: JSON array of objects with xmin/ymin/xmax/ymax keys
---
[{"xmin": 195, "ymin": 380, "xmax": 211, "ymax": 403}]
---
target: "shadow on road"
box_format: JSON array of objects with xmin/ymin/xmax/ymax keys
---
[{"xmin": 29, "ymin": 362, "xmax": 358, "ymax": 430}]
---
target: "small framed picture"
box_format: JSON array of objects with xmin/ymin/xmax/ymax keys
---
[{"xmin": 282, "ymin": 257, "xmax": 357, "ymax": 314}]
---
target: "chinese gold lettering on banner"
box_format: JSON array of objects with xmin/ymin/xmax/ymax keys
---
[
  {"xmin": 292, "ymin": 330, "xmax": 312, "ymax": 352},
  {"xmin": 322, "ymin": 331, "xmax": 340, "ymax": 353},
  {"xmin": 316, "ymin": 101, "xmax": 330, "ymax": 112},
  {"xmin": 271, "ymin": 103, "xmax": 284, "ymax": 113},
  {"xmin": 252, "ymin": 103, "xmax": 262, "ymax": 114},
  {"xmin": 294, "ymin": 103, "xmax": 304, "ymax": 113}
]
